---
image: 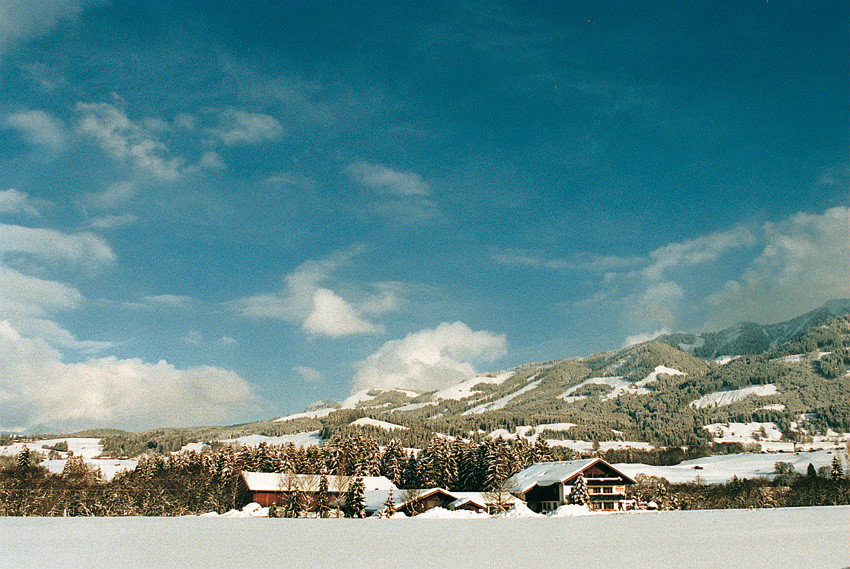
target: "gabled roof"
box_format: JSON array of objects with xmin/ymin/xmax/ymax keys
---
[
  {"xmin": 241, "ymin": 472, "xmax": 396, "ymax": 493},
  {"xmin": 506, "ymin": 459, "xmax": 636, "ymax": 495},
  {"xmin": 393, "ymin": 487, "xmax": 457, "ymax": 507}
]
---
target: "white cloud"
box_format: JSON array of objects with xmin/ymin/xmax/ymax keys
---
[
  {"xmin": 217, "ymin": 335, "xmax": 238, "ymax": 347},
  {"xmin": 0, "ymin": 223, "xmax": 115, "ymax": 266},
  {"xmin": 76, "ymin": 102, "xmax": 184, "ymax": 180},
  {"xmin": 622, "ymin": 327, "xmax": 671, "ymax": 348},
  {"xmin": 704, "ymin": 206, "xmax": 850, "ymax": 327},
  {"xmin": 348, "ymin": 162, "xmax": 431, "ymax": 196},
  {"xmin": 0, "ymin": 266, "xmax": 82, "ymax": 317},
  {"xmin": 640, "ymin": 225, "xmax": 756, "ymax": 282},
  {"xmin": 0, "ymin": 321, "xmax": 263, "ymax": 432},
  {"xmin": 348, "ymin": 162, "xmax": 439, "ymax": 222},
  {"xmin": 76, "ymin": 103, "xmax": 224, "ymax": 181},
  {"xmin": 0, "ymin": 1, "xmax": 91, "ymax": 50},
  {"xmin": 209, "ymin": 109, "xmax": 283, "ymax": 145},
  {"xmin": 303, "ymin": 288, "xmax": 381, "ymax": 337},
  {"xmin": 83, "ymin": 180, "xmax": 137, "ymax": 209},
  {"xmin": 353, "ymin": 321, "xmax": 507, "ymax": 393},
  {"xmin": 0, "ymin": 189, "xmax": 39, "ymax": 216},
  {"xmin": 231, "ymin": 248, "xmax": 393, "ymax": 338},
  {"xmin": 293, "ymin": 365, "xmax": 323, "ymax": 384},
  {"xmin": 87, "ymin": 213, "xmax": 137, "ymax": 230},
  {"xmin": 6, "ymin": 110, "xmax": 67, "ymax": 151}
]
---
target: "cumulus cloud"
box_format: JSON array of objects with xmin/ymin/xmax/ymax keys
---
[
  {"xmin": 5, "ymin": 110, "xmax": 67, "ymax": 151},
  {"xmin": 704, "ymin": 206, "xmax": 849, "ymax": 327},
  {"xmin": 209, "ymin": 109, "xmax": 283, "ymax": 145},
  {"xmin": 0, "ymin": 321, "xmax": 263, "ymax": 432},
  {"xmin": 0, "ymin": 189, "xmax": 39, "ymax": 216},
  {"xmin": 303, "ymin": 288, "xmax": 382, "ymax": 337},
  {"xmin": 353, "ymin": 321, "xmax": 507, "ymax": 393},
  {"xmin": 0, "ymin": 266, "xmax": 82, "ymax": 317},
  {"xmin": 231, "ymin": 249, "xmax": 396, "ymax": 338},
  {"xmin": 573, "ymin": 206, "xmax": 849, "ymax": 343}
]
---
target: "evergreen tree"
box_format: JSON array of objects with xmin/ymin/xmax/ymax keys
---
[
  {"xmin": 379, "ymin": 488, "xmax": 396, "ymax": 518},
  {"xmin": 344, "ymin": 476, "xmax": 366, "ymax": 518},
  {"xmin": 831, "ymin": 456, "xmax": 844, "ymax": 480},
  {"xmin": 315, "ymin": 474, "xmax": 331, "ymax": 518},
  {"xmin": 16, "ymin": 446, "xmax": 31, "ymax": 472},
  {"xmin": 569, "ymin": 473, "xmax": 590, "ymax": 507},
  {"xmin": 401, "ymin": 455, "xmax": 421, "ymax": 489},
  {"xmin": 807, "ymin": 463, "xmax": 817, "ymax": 478}
]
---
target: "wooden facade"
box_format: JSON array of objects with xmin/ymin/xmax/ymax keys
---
[{"xmin": 508, "ymin": 458, "xmax": 636, "ymax": 513}]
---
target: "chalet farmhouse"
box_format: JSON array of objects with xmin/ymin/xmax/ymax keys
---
[
  {"xmin": 238, "ymin": 472, "xmax": 397, "ymax": 514},
  {"xmin": 506, "ymin": 458, "xmax": 636, "ymax": 513}
]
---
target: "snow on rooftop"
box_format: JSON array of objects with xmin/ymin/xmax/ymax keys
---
[
  {"xmin": 350, "ymin": 417, "xmax": 408, "ymax": 431},
  {"xmin": 462, "ymin": 376, "xmax": 541, "ymax": 415},
  {"xmin": 689, "ymin": 384, "xmax": 778, "ymax": 409},
  {"xmin": 505, "ymin": 459, "xmax": 599, "ymax": 494},
  {"xmin": 431, "ymin": 370, "xmax": 516, "ymax": 401},
  {"xmin": 242, "ymin": 472, "xmax": 397, "ymax": 493}
]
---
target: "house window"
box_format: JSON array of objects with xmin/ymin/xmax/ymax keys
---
[{"xmin": 603, "ymin": 486, "xmax": 612, "ymax": 494}]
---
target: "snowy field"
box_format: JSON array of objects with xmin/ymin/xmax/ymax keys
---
[{"xmin": 2, "ymin": 506, "xmax": 848, "ymax": 569}]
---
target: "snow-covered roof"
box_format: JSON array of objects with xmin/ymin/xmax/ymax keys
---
[
  {"xmin": 506, "ymin": 459, "xmax": 635, "ymax": 494},
  {"xmin": 241, "ymin": 472, "xmax": 396, "ymax": 493}
]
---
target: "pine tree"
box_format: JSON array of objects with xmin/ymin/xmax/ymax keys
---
[
  {"xmin": 17, "ymin": 446, "xmax": 31, "ymax": 472},
  {"xmin": 344, "ymin": 476, "xmax": 366, "ymax": 518},
  {"xmin": 569, "ymin": 473, "xmax": 590, "ymax": 507},
  {"xmin": 379, "ymin": 488, "xmax": 396, "ymax": 518},
  {"xmin": 831, "ymin": 455, "xmax": 844, "ymax": 480},
  {"xmin": 316, "ymin": 474, "xmax": 331, "ymax": 518}
]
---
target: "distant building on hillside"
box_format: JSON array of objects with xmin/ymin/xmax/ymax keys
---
[{"xmin": 506, "ymin": 458, "xmax": 636, "ymax": 513}]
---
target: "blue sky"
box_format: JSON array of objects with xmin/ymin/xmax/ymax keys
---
[{"xmin": 0, "ymin": 1, "xmax": 847, "ymax": 432}]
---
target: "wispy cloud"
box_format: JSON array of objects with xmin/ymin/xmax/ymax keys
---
[
  {"xmin": 347, "ymin": 162, "xmax": 439, "ymax": 222},
  {"xmin": 207, "ymin": 109, "xmax": 283, "ymax": 145},
  {"xmin": 0, "ymin": 189, "xmax": 39, "ymax": 216},
  {"xmin": 0, "ymin": 223, "xmax": 115, "ymax": 267},
  {"xmin": 75, "ymin": 102, "xmax": 224, "ymax": 181},
  {"xmin": 293, "ymin": 365, "xmax": 323, "ymax": 384},
  {"xmin": 5, "ymin": 110, "xmax": 67, "ymax": 151},
  {"xmin": 348, "ymin": 162, "xmax": 431, "ymax": 196},
  {"xmin": 0, "ymin": 1, "xmax": 93, "ymax": 51}
]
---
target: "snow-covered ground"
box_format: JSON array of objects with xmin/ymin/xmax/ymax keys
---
[
  {"xmin": 41, "ymin": 458, "xmax": 137, "ymax": 481},
  {"xmin": 431, "ymin": 370, "xmax": 516, "ymax": 401},
  {"xmin": 218, "ymin": 431, "xmax": 323, "ymax": 448},
  {"xmin": 616, "ymin": 449, "xmax": 846, "ymax": 484},
  {"xmin": 0, "ymin": 437, "xmax": 104, "ymax": 460},
  {"xmin": 689, "ymin": 384, "xmax": 779, "ymax": 409},
  {"xmin": 462, "ymin": 376, "xmax": 541, "ymax": 415},
  {"xmin": 559, "ymin": 366, "xmax": 685, "ymax": 403},
  {"xmin": 2, "ymin": 506, "xmax": 847, "ymax": 568},
  {"xmin": 350, "ymin": 417, "xmax": 407, "ymax": 431},
  {"xmin": 273, "ymin": 407, "xmax": 337, "ymax": 422}
]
